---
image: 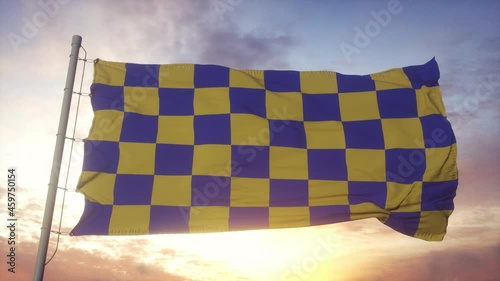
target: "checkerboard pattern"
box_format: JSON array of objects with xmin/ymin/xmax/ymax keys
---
[{"xmin": 71, "ymin": 58, "xmax": 458, "ymax": 241}]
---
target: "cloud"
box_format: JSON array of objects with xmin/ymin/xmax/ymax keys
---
[
  {"xmin": 2, "ymin": 239, "xmax": 190, "ymax": 281},
  {"xmin": 359, "ymin": 243, "xmax": 500, "ymax": 281},
  {"xmin": 439, "ymin": 42, "xmax": 500, "ymax": 133},
  {"xmin": 0, "ymin": 0, "xmax": 277, "ymax": 70},
  {"xmin": 194, "ymin": 29, "xmax": 295, "ymax": 69},
  {"xmin": 1, "ymin": 0, "xmax": 297, "ymax": 70}
]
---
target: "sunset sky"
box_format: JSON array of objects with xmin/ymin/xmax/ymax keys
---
[{"xmin": 0, "ymin": 0, "xmax": 499, "ymax": 280}]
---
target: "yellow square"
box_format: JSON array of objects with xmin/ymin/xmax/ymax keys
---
[
  {"xmin": 159, "ymin": 64, "xmax": 195, "ymax": 88},
  {"xmin": 415, "ymin": 210, "xmax": 452, "ymax": 241},
  {"xmin": 194, "ymin": 88, "xmax": 230, "ymax": 115},
  {"xmin": 346, "ymin": 149, "xmax": 386, "ymax": 181},
  {"xmin": 193, "ymin": 145, "xmax": 231, "ymax": 176},
  {"xmin": 415, "ymin": 86, "xmax": 446, "ymax": 117},
  {"xmin": 230, "ymin": 177, "xmax": 270, "ymax": 207},
  {"xmin": 189, "ymin": 206, "xmax": 229, "ymax": 232},
  {"xmin": 109, "ymin": 205, "xmax": 151, "ymax": 235},
  {"xmin": 349, "ymin": 203, "xmax": 388, "ymax": 221},
  {"xmin": 230, "ymin": 69, "xmax": 265, "ymax": 89},
  {"xmin": 370, "ymin": 68, "xmax": 412, "ymax": 90},
  {"xmin": 339, "ymin": 91, "xmax": 380, "ymax": 121},
  {"xmin": 423, "ymin": 144, "xmax": 458, "ymax": 182},
  {"xmin": 157, "ymin": 116, "xmax": 194, "ymax": 145},
  {"xmin": 231, "ymin": 114, "xmax": 269, "ymax": 146},
  {"xmin": 117, "ymin": 142, "xmax": 156, "ymax": 174},
  {"xmin": 269, "ymin": 207, "xmax": 310, "ymax": 228},
  {"xmin": 304, "ymin": 121, "xmax": 345, "ymax": 149},
  {"xmin": 266, "ymin": 91, "xmax": 304, "ymax": 121},
  {"xmin": 385, "ymin": 182, "xmax": 422, "ymax": 212},
  {"xmin": 151, "ymin": 175, "xmax": 192, "ymax": 206},
  {"xmin": 300, "ymin": 71, "xmax": 338, "ymax": 94},
  {"xmin": 382, "ymin": 118, "xmax": 424, "ymax": 149},
  {"xmin": 308, "ymin": 180, "xmax": 348, "ymax": 206},
  {"xmin": 77, "ymin": 171, "xmax": 115, "ymax": 204},
  {"xmin": 94, "ymin": 60, "xmax": 126, "ymax": 86},
  {"xmin": 87, "ymin": 110, "xmax": 123, "ymax": 142},
  {"xmin": 123, "ymin": 87, "xmax": 159, "ymax": 115},
  {"xmin": 270, "ymin": 147, "xmax": 308, "ymax": 180}
]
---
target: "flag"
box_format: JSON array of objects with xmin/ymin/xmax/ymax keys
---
[{"xmin": 71, "ymin": 58, "xmax": 457, "ymax": 241}]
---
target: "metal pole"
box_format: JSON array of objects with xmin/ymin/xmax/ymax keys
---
[{"xmin": 33, "ymin": 35, "xmax": 82, "ymax": 281}]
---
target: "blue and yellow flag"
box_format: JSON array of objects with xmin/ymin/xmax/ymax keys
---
[{"xmin": 71, "ymin": 58, "xmax": 457, "ymax": 241}]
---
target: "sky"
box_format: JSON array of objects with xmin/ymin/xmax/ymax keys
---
[{"xmin": 0, "ymin": 0, "xmax": 499, "ymax": 280}]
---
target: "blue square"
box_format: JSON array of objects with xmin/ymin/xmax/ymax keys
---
[
  {"xmin": 270, "ymin": 179, "xmax": 309, "ymax": 206},
  {"xmin": 114, "ymin": 174, "xmax": 154, "ymax": 205},
  {"xmin": 270, "ymin": 120, "xmax": 306, "ymax": 148},
  {"xmin": 230, "ymin": 88, "xmax": 266, "ymax": 118},
  {"xmin": 343, "ymin": 120, "xmax": 384, "ymax": 149},
  {"xmin": 229, "ymin": 207, "xmax": 269, "ymax": 230},
  {"xmin": 337, "ymin": 73, "xmax": 375, "ymax": 93},
  {"xmin": 421, "ymin": 180, "xmax": 457, "ymax": 211},
  {"xmin": 90, "ymin": 84, "xmax": 124, "ymax": 111},
  {"xmin": 264, "ymin": 70, "xmax": 300, "ymax": 92},
  {"xmin": 125, "ymin": 63, "xmax": 160, "ymax": 87},
  {"xmin": 191, "ymin": 176, "xmax": 231, "ymax": 206},
  {"xmin": 303, "ymin": 93, "xmax": 341, "ymax": 121},
  {"xmin": 384, "ymin": 212, "xmax": 420, "ymax": 238},
  {"xmin": 309, "ymin": 205, "xmax": 350, "ymax": 226},
  {"xmin": 149, "ymin": 206, "xmax": 190, "ymax": 233},
  {"xmin": 403, "ymin": 58, "xmax": 440, "ymax": 89},
  {"xmin": 82, "ymin": 140, "xmax": 119, "ymax": 173},
  {"xmin": 155, "ymin": 144, "xmax": 194, "ymax": 175},
  {"xmin": 71, "ymin": 199, "xmax": 112, "ymax": 235},
  {"xmin": 194, "ymin": 64, "xmax": 230, "ymax": 88},
  {"xmin": 120, "ymin": 112, "xmax": 158, "ymax": 143},
  {"xmin": 307, "ymin": 149, "xmax": 347, "ymax": 180},
  {"xmin": 377, "ymin": 88, "xmax": 418, "ymax": 118},
  {"xmin": 385, "ymin": 149, "xmax": 426, "ymax": 184},
  {"xmin": 348, "ymin": 181, "xmax": 387, "ymax": 209},
  {"xmin": 194, "ymin": 114, "xmax": 231, "ymax": 144},
  {"xmin": 420, "ymin": 114, "xmax": 456, "ymax": 148},
  {"xmin": 158, "ymin": 88, "xmax": 194, "ymax": 116},
  {"xmin": 232, "ymin": 145, "xmax": 270, "ymax": 178}
]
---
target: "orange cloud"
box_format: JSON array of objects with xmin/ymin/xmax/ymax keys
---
[
  {"xmin": 0, "ymin": 239, "xmax": 190, "ymax": 281},
  {"xmin": 357, "ymin": 243, "xmax": 500, "ymax": 281}
]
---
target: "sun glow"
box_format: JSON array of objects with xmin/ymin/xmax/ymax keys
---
[{"xmin": 149, "ymin": 226, "xmax": 349, "ymax": 281}]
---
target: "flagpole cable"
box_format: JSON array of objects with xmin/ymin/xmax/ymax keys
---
[
  {"xmin": 33, "ymin": 35, "xmax": 82, "ymax": 281},
  {"xmin": 44, "ymin": 45, "xmax": 89, "ymax": 266}
]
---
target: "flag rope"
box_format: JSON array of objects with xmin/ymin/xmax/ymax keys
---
[
  {"xmin": 78, "ymin": 57, "xmax": 96, "ymax": 63},
  {"xmin": 44, "ymin": 45, "xmax": 89, "ymax": 266},
  {"xmin": 56, "ymin": 186, "xmax": 78, "ymax": 192},
  {"xmin": 72, "ymin": 91, "xmax": 91, "ymax": 96}
]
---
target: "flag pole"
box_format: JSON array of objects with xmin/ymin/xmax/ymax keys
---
[{"xmin": 33, "ymin": 35, "xmax": 82, "ymax": 281}]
